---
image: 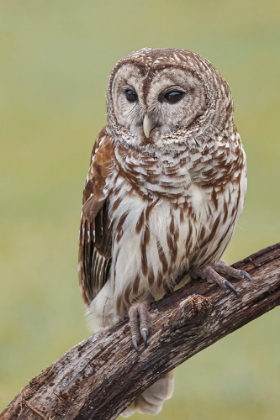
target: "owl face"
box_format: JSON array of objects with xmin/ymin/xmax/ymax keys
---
[{"xmin": 107, "ymin": 48, "xmax": 233, "ymax": 150}]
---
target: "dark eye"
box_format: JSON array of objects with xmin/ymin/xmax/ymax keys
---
[
  {"xmin": 164, "ymin": 90, "xmax": 185, "ymax": 104},
  {"xmin": 125, "ymin": 89, "xmax": 138, "ymax": 103}
]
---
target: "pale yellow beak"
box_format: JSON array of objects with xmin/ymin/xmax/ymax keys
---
[{"xmin": 143, "ymin": 115, "xmax": 154, "ymax": 138}]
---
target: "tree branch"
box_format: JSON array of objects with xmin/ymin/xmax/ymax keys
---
[{"xmin": 1, "ymin": 243, "xmax": 280, "ymax": 420}]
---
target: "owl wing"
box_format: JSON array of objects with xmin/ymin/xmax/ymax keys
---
[{"xmin": 78, "ymin": 128, "xmax": 114, "ymax": 306}]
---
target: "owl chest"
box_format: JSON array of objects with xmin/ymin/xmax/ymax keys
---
[{"xmin": 107, "ymin": 174, "xmax": 233, "ymax": 297}]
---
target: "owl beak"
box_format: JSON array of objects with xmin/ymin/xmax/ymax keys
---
[{"xmin": 143, "ymin": 115, "xmax": 154, "ymax": 138}]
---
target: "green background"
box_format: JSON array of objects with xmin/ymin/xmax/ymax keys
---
[{"xmin": 1, "ymin": 1, "xmax": 280, "ymax": 419}]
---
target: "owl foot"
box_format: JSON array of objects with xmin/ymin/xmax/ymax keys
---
[
  {"xmin": 128, "ymin": 299, "xmax": 152, "ymax": 352},
  {"xmin": 192, "ymin": 260, "xmax": 252, "ymax": 296}
]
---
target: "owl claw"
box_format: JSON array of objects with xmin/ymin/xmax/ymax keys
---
[
  {"xmin": 212, "ymin": 261, "xmax": 253, "ymax": 282},
  {"xmin": 128, "ymin": 300, "xmax": 151, "ymax": 352},
  {"xmin": 240, "ymin": 270, "xmax": 253, "ymax": 281},
  {"xmin": 132, "ymin": 336, "xmax": 139, "ymax": 352},
  {"xmin": 141, "ymin": 328, "xmax": 148, "ymax": 347},
  {"xmin": 224, "ymin": 280, "xmax": 238, "ymax": 295},
  {"xmin": 192, "ymin": 260, "xmax": 252, "ymax": 296}
]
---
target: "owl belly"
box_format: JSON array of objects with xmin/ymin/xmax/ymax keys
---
[{"xmin": 89, "ymin": 174, "xmax": 244, "ymax": 329}]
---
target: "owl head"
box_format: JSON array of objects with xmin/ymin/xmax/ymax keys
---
[{"xmin": 106, "ymin": 48, "xmax": 234, "ymax": 151}]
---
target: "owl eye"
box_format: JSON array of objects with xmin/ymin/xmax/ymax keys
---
[
  {"xmin": 164, "ymin": 90, "xmax": 185, "ymax": 104},
  {"xmin": 125, "ymin": 89, "xmax": 138, "ymax": 103}
]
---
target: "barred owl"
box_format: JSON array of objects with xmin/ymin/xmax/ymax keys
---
[{"xmin": 78, "ymin": 48, "xmax": 251, "ymax": 417}]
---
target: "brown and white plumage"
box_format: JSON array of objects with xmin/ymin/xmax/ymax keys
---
[{"xmin": 78, "ymin": 48, "xmax": 249, "ymax": 416}]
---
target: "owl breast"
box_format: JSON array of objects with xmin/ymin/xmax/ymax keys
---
[{"xmin": 89, "ymin": 141, "xmax": 246, "ymax": 327}]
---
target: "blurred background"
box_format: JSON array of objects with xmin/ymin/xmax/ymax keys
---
[{"xmin": 1, "ymin": 1, "xmax": 279, "ymax": 419}]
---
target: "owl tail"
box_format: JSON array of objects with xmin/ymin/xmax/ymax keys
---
[{"xmin": 121, "ymin": 371, "xmax": 174, "ymax": 417}]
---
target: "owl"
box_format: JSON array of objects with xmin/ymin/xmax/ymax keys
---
[{"xmin": 78, "ymin": 48, "xmax": 251, "ymax": 417}]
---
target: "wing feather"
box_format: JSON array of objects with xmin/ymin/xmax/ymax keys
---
[{"xmin": 78, "ymin": 128, "xmax": 114, "ymax": 306}]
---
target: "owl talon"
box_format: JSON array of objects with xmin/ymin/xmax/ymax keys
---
[
  {"xmin": 128, "ymin": 300, "xmax": 151, "ymax": 352},
  {"xmin": 192, "ymin": 260, "xmax": 252, "ymax": 295},
  {"xmin": 240, "ymin": 270, "xmax": 253, "ymax": 281},
  {"xmin": 212, "ymin": 261, "xmax": 253, "ymax": 282},
  {"xmin": 224, "ymin": 280, "xmax": 238, "ymax": 295},
  {"xmin": 192, "ymin": 265, "xmax": 236, "ymax": 295},
  {"xmin": 141, "ymin": 328, "xmax": 148, "ymax": 347},
  {"xmin": 132, "ymin": 336, "xmax": 139, "ymax": 352}
]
